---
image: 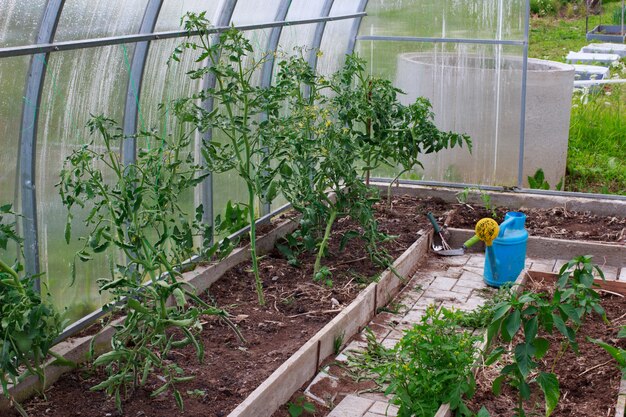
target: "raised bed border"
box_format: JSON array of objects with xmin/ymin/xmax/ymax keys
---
[
  {"xmin": 227, "ymin": 231, "xmax": 431, "ymax": 417},
  {"xmin": 1, "ymin": 211, "xmax": 431, "ymax": 416},
  {"xmin": 447, "ymin": 228, "xmax": 625, "ymax": 269},
  {"xmin": 435, "ymin": 270, "xmax": 626, "ymax": 417},
  {"xmin": 376, "ymin": 182, "xmax": 626, "ymax": 218},
  {"xmin": 0, "ymin": 214, "xmax": 301, "ymax": 412}
]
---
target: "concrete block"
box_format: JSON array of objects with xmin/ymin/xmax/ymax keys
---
[
  {"xmin": 327, "ymin": 395, "xmax": 374, "ymax": 417},
  {"xmin": 430, "ymin": 276, "xmax": 458, "ymax": 291},
  {"xmin": 422, "ymin": 288, "xmax": 469, "ymax": 303},
  {"xmin": 368, "ymin": 401, "xmax": 399, "ymax": 416},
  {"xmin": 581, "ymin": 43, "xmax": 626, "ymax": 58},
  {"xmin": 566, "ymin": 51, "xmax": 621, "ymax": 65},
  {"xmin": 620, "ymin": 268, "xmax": 626, "ymax": 282},
  {"xmin": 465, "ymin": 255, "xmax": 486, "ymax": 268}
]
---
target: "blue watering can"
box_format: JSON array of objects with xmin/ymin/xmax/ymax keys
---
[{"xmin": 480, "ymin": 212, "xmax": 529, "ymax": 288}]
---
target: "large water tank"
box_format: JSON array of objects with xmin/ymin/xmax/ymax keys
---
[{"xmin": 395, "ymin": 53, "xmax": 574, "ymax": 187}]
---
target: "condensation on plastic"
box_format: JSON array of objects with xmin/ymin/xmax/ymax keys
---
[
  {"xmin": 35, "ymin": 45, "xmax": 135, "ymax": 322},
  {"xmin": 361, "ymin": 0, "xmax": 525, "ymax": 41},
  {"xmin": 275, "ymin": 0, "xmax": 326, "ymax": 60},
  {"xmin": 362, "ymin": 41, "xmax": 523, "ymax": 187},
  {"xmin": 0, "ymin": 0, "xmax": 46, "ymax": 47},
  {"xmin": 0, "ymin": 56, "xmax": 29, "ymax": 214},
  {"xmin": 317, "ymin": 0, "xmax": 362, "ymax": 76},
  {"xmin": 154, "ymin": 0, "xmax": 224, "ymax": 31},
  {"xmin": 54, "ymin": 0, "xmax": 148, "ymax": 42}
]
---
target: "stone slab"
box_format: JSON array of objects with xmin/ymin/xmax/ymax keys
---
[
  {"xmin": 581, "ymin": 43, "xmax": 626, "ymax": 58},
  {"xmin": 327, "ymin": 395, "xmax": 374, "ymax": 417},
  {"xmin": 566, "ymin": 51, "xmax": 621, "ymax": 65}
]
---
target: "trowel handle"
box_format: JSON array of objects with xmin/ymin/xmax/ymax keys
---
[
  {"xmin": 426, "ymin": 212, "xmax": 442, "ymax": 234},
  {"xmin": 463, "ymin": 235, "xmax": 481, "ymax": 249}
]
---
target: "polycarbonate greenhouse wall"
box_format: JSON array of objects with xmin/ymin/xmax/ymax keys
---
[{"xmin": 0, "ymin": 0, "xmax": 533, "ymax": 333}]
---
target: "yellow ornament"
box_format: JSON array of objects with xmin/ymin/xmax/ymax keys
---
[{"xmin": 475, "ymin": 218, "xmax": 499, "ymax": 246}]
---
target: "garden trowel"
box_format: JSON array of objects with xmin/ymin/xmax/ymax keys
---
[{"xmin": 427, "ymin": 212, "xmax": 480, "ymax": 256}]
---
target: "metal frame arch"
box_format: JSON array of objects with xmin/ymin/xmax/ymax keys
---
[
  {"xmin": 346, "ymin": 0, "xmax": 370, "ymax": 56},
  {"xmin": 200, "ymin": 0, "xmax": 238, "ymax": 233},
  {"xmin": 121, "ymin": 0, "xmax": 165, "ymax": 165},
  {"xmin": 307, "ymin": 0, "xmax": 334, "ymax": 72},
  {"xmin": 258, "ymin": 0, "xmax": 293, "ymax": 216},
  {"xmin": 19, "ymin": 0, "xmax": 66, "ymax": 289}
]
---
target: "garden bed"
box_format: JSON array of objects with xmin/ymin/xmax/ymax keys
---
[
  {"xmin": 466, "ymin": 271, "xmax": 626, "ymax": 417},
  {"xmin": 7, "ymin": 195, "xmax": 441, "ymax": 417}
]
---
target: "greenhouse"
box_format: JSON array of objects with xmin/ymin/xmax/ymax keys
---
[{"xmin": 0, "ymin": 0, "xmax": 624, "ymax": 416}]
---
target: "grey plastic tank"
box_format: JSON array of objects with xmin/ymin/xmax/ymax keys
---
[{"xmin": 395, "ymin": 53, "xmax": 575, "ymax": 187}]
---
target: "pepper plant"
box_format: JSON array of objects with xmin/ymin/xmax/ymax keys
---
[
  {"xmin": 173, "ymin": 15, "xmax": 294, "ymax": 305},
  {"xmin": 484, "ymin": 288, "xmax": 581, "ymax": 416},
  {"xmin": 0, "ymin": 205, "xmax": 66, "ymax": 417},
  {"xmin": 58, "ymin": 116, "xmax": 242, "ymax": 411}
]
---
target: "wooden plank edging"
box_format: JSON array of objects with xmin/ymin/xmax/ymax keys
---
[
  {"xmin": 227, "ymin": 232, "xmax": 431, "ymax": 417},
  {"xmin": 0, "ymin": 216, "xmax": 300, "ymax": 411}
]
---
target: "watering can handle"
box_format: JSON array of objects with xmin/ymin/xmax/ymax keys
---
[
  {"xmin": 426, "ymin": 212, "xmax": 442, "ymax": 234},
  {"xmin": 497, "ymin": 217, "xmax": 515, "ymax": 237}
]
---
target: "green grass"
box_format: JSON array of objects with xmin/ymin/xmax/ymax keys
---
[
  {"xmin": 567, "ymin": 84, "xmax": 626, "ymax": 194},
  {"xmin": 529, "ymin": 1, "xmax": 626, "ymax": 195}
]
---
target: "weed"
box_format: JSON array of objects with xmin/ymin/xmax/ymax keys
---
[
  {"xmin": 528, "ymin": 168, "xmax": 563, "ymax": 191},
  {"xmin": 186, "ymin": 389, "xmax": 206, "ymax": 398},
  {"xmin": 333, "ymin": 332, "xmax": 345, "ymax": 355},
  {"xmin": 287, "ymin": 396, "xmax": 316, "ymax": 417}
]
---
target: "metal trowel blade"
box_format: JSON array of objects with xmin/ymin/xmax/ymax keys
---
[{"xmin": 435, "ymin": 247, "xmax": 465, "ymax": 256}]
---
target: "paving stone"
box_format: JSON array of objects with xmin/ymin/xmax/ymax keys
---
[
  {"xmin": 359, "ymin": 392, "xmax": 393, "ymax": 403},
  {"xmin": 596, "ymin": 265, "xmax": 618, "ymax": 280},
  {"xmin": 450, "ymin": 285, "xmax": 474, "ymax": 296},
  {"xmin": 381, "ymin": 338, "xmax": 399, "ymax": 349},
  {"xmin": 412, "ymin": 296, "xmax": 441, "ymax": 310},
  {"xmin": 386, "ymin": 329, "xmax": 405, "ymax": 340},
  {"xmin": 304, "ymin": 368, "xmax": 340, "ymax": 406},
  {"xmin": 529, "ymin": 259, "xmax": 556, "ymax": 273},
  {"xmin": 335, "ymin": 341, "xmax": 367, "ymax": 363},
  {"xmin": 401, "ymin": 309, "xmax": 425, "ymax": 325},
  {"xmin": 422, "ymin": 288, "xmax": 468, "ymax": 302},
  {"xmin": 436, "ymin": 256, "xmax": 469, "ymax": 267},
  {"xmin": 465, "ymin": 255, "xmax": 486, "ymax": 267},
  {"xmin": 327, "ymin": 395, "xmax": 374, "ymax": 417},
  {"xmin": 443, "ymin": 266, "xmax": 465, "ymax": 278},
  {"xmin": 553, "ymin": 259, "xmax": 570, "ymax": 273},
  {"xmin": 430, "ymin": 276, "xmax": 458, "ymax": 291},
  {"xmin": 368, "ymin": 401, "xmax": 399, "ymax": 416}
]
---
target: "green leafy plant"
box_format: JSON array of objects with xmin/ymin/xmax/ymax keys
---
[
  {"xmin": 58, "ymin": 116, "xmax": 242, "ymax": 411},
  {"xmin": 484, "ymin": 286, "xmax": 584, "ymax": 416},
  {"xmin": 556, "ymin": 255, "xmax": 605, "ymax": 319},
  {"xmin": 275, "ymin": 53, "xmax": 392, "ymax": 276},
  {"xmin": 385, "ymin": 306, "xmax": 480, "ymax": 417},
  {"xmin": 174, "ymin": 16, "xmax": 293, "ymax": 305},
  {"xmin": 528, "ymin": 168, "xmax": 563, "ymax": 191},
  {"xmin": 589, "ymin": 326, "xmax": 626, "ymax": 378},
  {"xmin": 479, "ymin": 191, "xmax": 498, "ymax": 219},
  {"xmin": 287, "ymin": 396, "xmax": 316, "ymax": 417},
  {"xmin": 0, "ymin": 205, "xmax": 66, "ymax": 416},
  {"xmin": 332, "ymin": 54, "xmax": 471, "ymax": 205}
]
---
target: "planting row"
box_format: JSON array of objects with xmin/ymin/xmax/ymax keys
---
[{"xmin": 1, "ymin": 13, "xmax": 470, "ymax": 417}]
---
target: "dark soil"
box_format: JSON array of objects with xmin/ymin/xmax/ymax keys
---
[
  {"xmin": 16, "ymin": 195, "xmax": 447, "ymax": 417},
  {"xmin": 468, "ymin": 276, "xmax": 626, "ymax": 417},
  {"xmin": 448, "ymin": 204, "xmax": 626, "ymax": 244}
]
